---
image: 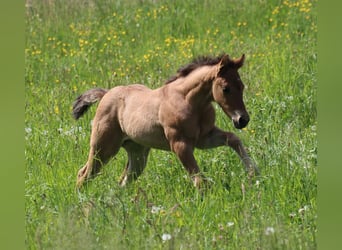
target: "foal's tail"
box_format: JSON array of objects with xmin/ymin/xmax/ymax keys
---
[{"xmin": 72, "ymin": 88, "xmax": 108, "ymax": 120}]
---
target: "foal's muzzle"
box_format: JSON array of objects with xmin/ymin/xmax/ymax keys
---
[{"xmin": 233, "ymin": 114, "xmax": 250, "ymax": 129}]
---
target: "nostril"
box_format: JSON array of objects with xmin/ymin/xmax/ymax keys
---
[{"xmin": 238, "ymin": 116, "xmax": 249, "ymax": 128}]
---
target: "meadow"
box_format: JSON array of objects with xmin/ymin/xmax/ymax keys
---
[{"xmin": 25, "ymin": 0, "xmax": 317, "ymax": 249}]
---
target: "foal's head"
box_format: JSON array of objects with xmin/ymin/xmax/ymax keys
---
[{"xmin": 212, "ymin": 54, "xmax": 249, "ymax": 129}]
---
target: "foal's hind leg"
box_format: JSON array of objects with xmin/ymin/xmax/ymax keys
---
[
  {"xmin": 76, "ymin": 120, "xmax": 123, "ymax": 188},
  {"xmin": 119, "ymin": 141, "xmax": 150, "ymax": 187},
  {"xmin": 196, "ymin": 126, "xmax": 259, "ymax": 177}
]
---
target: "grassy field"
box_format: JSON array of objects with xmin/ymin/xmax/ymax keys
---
[{"xmin": 25, "ymin": 0, "xmax": 317, "ymax": 249}]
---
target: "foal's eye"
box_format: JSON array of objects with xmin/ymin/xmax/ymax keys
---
[{"xmin": 222, "ymin": 86, "xmax": 230, "ymax": 94}]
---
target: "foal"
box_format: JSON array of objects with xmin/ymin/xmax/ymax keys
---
[{"xmin": 73, "ymin": 54, "xmax": 259, "ymax": 188}]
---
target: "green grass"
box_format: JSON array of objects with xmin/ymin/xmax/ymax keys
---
[{"xmin": 25, "ymin": 0, "xmax": 317, "ymax": 249}]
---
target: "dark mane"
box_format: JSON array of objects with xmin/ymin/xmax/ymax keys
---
[{"xmin": 165, "ymin": 54, "xmax": 225, "ymax": 84}]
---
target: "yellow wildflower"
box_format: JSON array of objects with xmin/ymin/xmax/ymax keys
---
[{"xmin": 54, "ymin": 106, "xmax": 59, "ymax": 115}]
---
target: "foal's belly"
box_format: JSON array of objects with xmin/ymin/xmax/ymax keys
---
[
  {"xmin": 123, "ymin": 125, "xmax": 171, "ymax": 151},
  {"xmin": 118, "ymin": 88, "xmax": 170, "ymax": 150},
  {"xmin": 121, "ymin": 116, "xmax": 170, "ymax": 150}
]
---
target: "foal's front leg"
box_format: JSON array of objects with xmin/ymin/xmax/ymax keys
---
[
  {"xmin": 169, "ymin": 139, "xmax": 205, "ymax": 188},
  {"xmin": 197, "ymin": 127, "xmax": 260, "ymax": 177}
]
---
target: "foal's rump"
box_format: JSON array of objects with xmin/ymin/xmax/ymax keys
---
[
  {"xmin": 77, "ymin": 84, "xmax": 169, "ymax": 150},
  {"xmin": 72, "ymin": 84, "xmax": 154, "ymax": 121}
]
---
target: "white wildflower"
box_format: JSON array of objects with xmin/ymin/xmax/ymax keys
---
[
  {"xmin": 227, "ymin": 222, "xmax": 234, "ymax": 227},
  {"xmin": 151, "ymin": 205, "xmax": 163, "ymax": 214},
  {"xmin": 298, "ymin": 205, "xmax": 309, "ymax": 214},
  {"xmin": 289, "ymin": 212, "xmax": 296, "ymax": 218},
  {"xmin": 162, "ymin": 233, "xmax": 172, "ymax": 242},
  {"xmin": 265, "ymin": 226, "xmax": 275, "ymax": 235}
]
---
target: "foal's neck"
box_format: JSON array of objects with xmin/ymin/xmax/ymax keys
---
[{"xmin": 178, "ymin": 65, "xmax": 217, "ymax": 106}]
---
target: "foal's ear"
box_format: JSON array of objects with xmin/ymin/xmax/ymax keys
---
[
  {"xmin": 217, "ymin": 54, "xmax": 230, "ymax": 75},
  {"xmin": 218, "ymin": 54, "xmax": 245, "ymax": 71},
  {"xmin": 219, "ymin": 54, "xmax": 230, "ymax": 69},
  {"xmin": 234, "ymin": 54, "xmax": 245, "ymax": 68}
]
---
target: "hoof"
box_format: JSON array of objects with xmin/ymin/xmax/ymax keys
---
[{"xmin": 192, "ymin": 174, "xmax": 211, "ymax": 189}]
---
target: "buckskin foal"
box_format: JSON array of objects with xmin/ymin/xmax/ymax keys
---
[{"xmin": 73, "ymin": 54, "xmax": 259, "ymax": 188}]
